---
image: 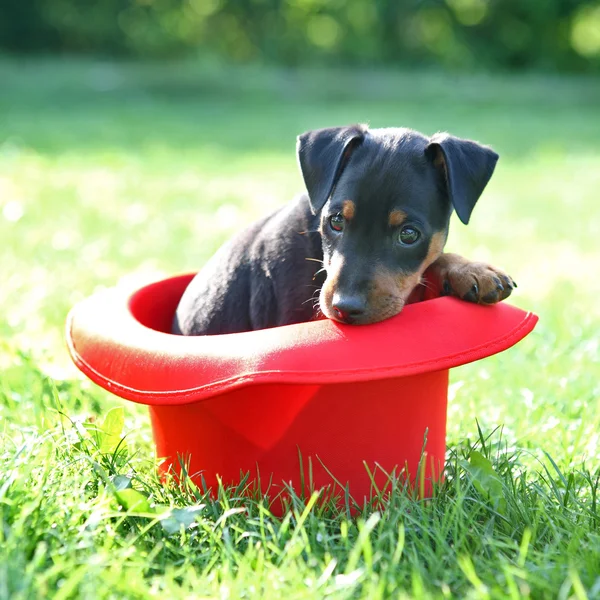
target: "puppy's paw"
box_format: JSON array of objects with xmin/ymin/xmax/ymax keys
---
[{"xmin": 441, "ymin": 261, "xmax": 516, "ymax": 305}]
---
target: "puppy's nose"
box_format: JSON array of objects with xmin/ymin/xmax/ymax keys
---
[{"xmin": 332, "ymin": 293, "xmax": 367, "ymax": 323}]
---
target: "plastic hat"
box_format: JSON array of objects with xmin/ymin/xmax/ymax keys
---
[{"xmin": 66, "ymin": 274, "xmax": 537, "ymax": 512}]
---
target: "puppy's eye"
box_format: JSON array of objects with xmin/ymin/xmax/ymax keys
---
[
  {"xmin": 398, "ymin": 226, "xmax": 420, "ymax": 245},
  {"xmin": 329, "ymin": 213, "xmax": 345, "ymax": 232}
]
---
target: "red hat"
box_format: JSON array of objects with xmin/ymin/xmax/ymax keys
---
[{"xmin": 66, "ymin": 274, "xmax": 537, "ymax": 513}]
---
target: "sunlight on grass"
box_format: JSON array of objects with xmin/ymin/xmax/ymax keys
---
[{"xmin": 1, "ymin": 59, "xmax": 599, "ymax": 598}]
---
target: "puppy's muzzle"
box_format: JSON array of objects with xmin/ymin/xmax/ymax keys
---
[{"xmin": 331, "ymin": 292, "xmax": 367, "ymax": 324}]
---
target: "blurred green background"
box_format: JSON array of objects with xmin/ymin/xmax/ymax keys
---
[{"xmin": 3, "ymin": 0, "xmax": 600, "ymax": 71}]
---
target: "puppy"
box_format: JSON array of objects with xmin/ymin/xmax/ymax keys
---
[{"xmin": 173, "ymin": 125, "xmax": 514, "ymax": 336}]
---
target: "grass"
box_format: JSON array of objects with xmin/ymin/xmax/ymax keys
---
[{"xmin": 1, "ymin": 56, "xmax": 600, "ymax": 598}]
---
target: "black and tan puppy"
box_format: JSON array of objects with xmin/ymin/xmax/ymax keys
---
[{"xmin": 173, "ymin": 125, "xmax": 514, "ymax": 336}]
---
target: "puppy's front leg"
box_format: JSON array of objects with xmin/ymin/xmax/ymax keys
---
[{"xmin": 424, "ymin": 253, "xmax": 516, "ymax": 305}]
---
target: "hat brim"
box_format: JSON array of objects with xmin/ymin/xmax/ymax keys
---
[{"xmin": 66, "ymin": 273, "xmax": 538, "ymax": 406}]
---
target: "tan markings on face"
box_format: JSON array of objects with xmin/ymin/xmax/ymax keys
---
[
  {"xmin": 366, "ymin": 268, "xmax": 422, "ymax": 322},
  {"xmin": 319, "ymin": 230, "xmax": 448, "ymax": 323},
  {"xmin": 319, "ymin": 253, "xmax": 342, "ymax": 320},
  {"xmin": 342, "ymin": 200, "xmax": 355, "ymax": 220},
  {"xmin": 388, "ymin": 209, "xmax": 407, "ymax": 227},
  {"xmin": 423, "ymin": 231, "xmax": 446, "ymax": 271}
]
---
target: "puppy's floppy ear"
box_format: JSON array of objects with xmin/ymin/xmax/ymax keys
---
[
  {"xmin": 425, "ymin": 133, "xmax": 499, "ymax": 225},
  {"xmin": 297, "ymin": 124, "xmax": 367, "ymax": 214}
]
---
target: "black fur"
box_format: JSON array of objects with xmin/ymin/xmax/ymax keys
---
[
  {"xmin": 297, "ymin": 124, "xmax": 367, "ymax": 214},
  {"xmin": 172, "ymin": 199, "xmax": 325, "ymax": 335},
  {"xmin": 425, "ymin": 133, "xmax": 499, "ymax": 225},
  {"xmin": 173, "ymin": 126, "xmax": 498, "ymax": 335}
]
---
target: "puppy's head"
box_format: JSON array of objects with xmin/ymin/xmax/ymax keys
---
[{"xmin": 297, "ymin": 125, "xmax": 498, "ymax": 324}]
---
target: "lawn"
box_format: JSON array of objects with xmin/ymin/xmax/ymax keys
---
[{"xmin": 1, "ymin": 57, "xmax": 599, "ymax": 599}]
